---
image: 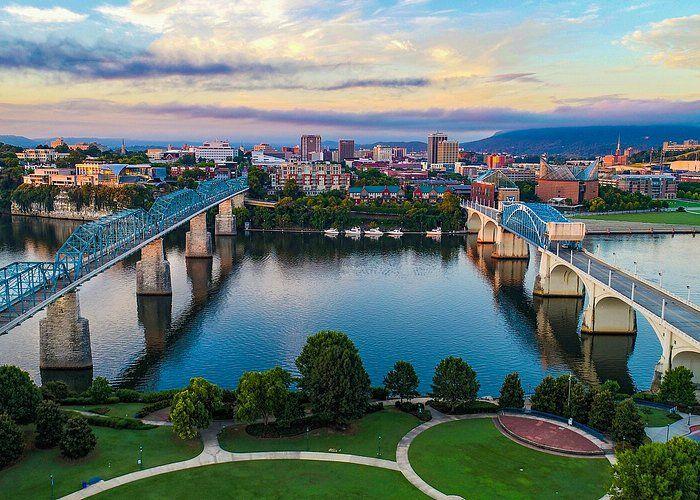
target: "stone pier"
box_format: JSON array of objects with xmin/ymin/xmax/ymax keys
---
[
  {"xmin": 185, "ymin": 213, "xmax": 212, "ymax": 258},
  {"xmin": 136, "ymin": 238, "xmax": 172, "ymax": 295},
  {"xmin": 39, "ymin": 291, "xmax": 92, "ymax": 370},
  {"xmin": 492, "ymin": 227, "xmax": 529, "ymax": 259},
  {"xmin": 215, "ymin": 198, "xmax": 237, "ymax": 236}
]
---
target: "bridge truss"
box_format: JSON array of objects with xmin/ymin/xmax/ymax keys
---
[
  {"xmin": 0, "ymin": 177, "xmax": 248, "ymax": 332},
  {"xmin": 501, "ymin": 202, "xmax": 575, "ymax": 248}
]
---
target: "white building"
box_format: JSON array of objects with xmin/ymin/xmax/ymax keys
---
[
  {"xmin": 194, "ymin": 140, "xmax": 234, "ymax": 164},
  {"xmin": 372, "ymin": 145, "xmax": 392, "ymax": 162},
  {"xmin": 251, "ymin": 150, "xmax": 286, "ymax": 168},
  {"xmin": 16, "ymin": 149, "xmax": 66, "ymax": 164}
]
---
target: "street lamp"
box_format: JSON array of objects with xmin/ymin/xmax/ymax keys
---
[
  {"xmin": 50, "ymin": 474, "xmax": 55, "ymax": 500},
  {"xmin": 377, "ymin": 435, "xmax": 382, "ymax": 457},
  {"xmin": 659, "ymin": 271, "xmax": 663, "ymax": 289},
  {"xmin": 138, "ymin": 444, "xmax": 143, "ymax": 469},
  {"xmin": 633, "ymin": 261, "xmax": 638, "ymax": 276},
  {"xmin": 687, "ymin": 285, "xmax": 691, "ymax": 302}
]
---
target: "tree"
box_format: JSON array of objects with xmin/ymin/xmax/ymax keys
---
[
  {"xmin": 236, "ymin": 367, "xmax": 292, "ymax": 427},
  {"xmin": 60, "ymin": 415, "xmax": 96, "ymax": 459},
  {"xmin": 612, "ymin": 399, "xmax": 646, "ymax": 449},
  {"xmin": 296, "ymin": 330, "xmax": 370, "ymax": 424},
  {"xmin": 276, "ymin": 391, "xmax": 305, "ymax": 428},
  {"xmin": 659, "ymin": 366, "xmax": 698, "ymax": 407},
  {"xmin": 170, "ymin": 389, "xmax": 210, "ymax": 440},
  {"xmin": 499, "ymin": 372, "xmax": 524, "ymax": 409},
  {"xmin": 86, "ymin": 377, "xmax": 113, "ymax": 403},
  {"xmin": 186, "ymin": 377, "xmax": 222, "ymax": 415},
  {"xmin": 35, "ymin": 400, "xmax": 67, "ymax": 449},
  {"xmin": 41, "ymin": 381, "xmax": 70, "ymax": 402},
  {"xmin": 0, "ymin": 365, "xmax": 42, "ymax": 423},
  {"xmin": 282, "ymin": 177, "xmax": 302, "ymax": 199},
  {"xmin": 564, "ymin": 378, "xmax": 592, "ymax": 423},
  {"xmin": 588, "ymin": 389, "xmax": 616, "ymax": 432},
  {"xmin": 0, "ymin": 413, "xmax": 23, "ymax": 469},
  {"xmin": 384, "ymin": 361, "xmax": 419, "ymax": 402},
  {"xmin": 247, "ymin": 166, "xmax": 270, "ymax": 199},
  {"xmin": 530, "ymin": 375, "xmax": 561, "ymax": 415},
  {"xmin": 610, "ymin": 437, "xmax": 700, "ymax": 499},
  {"xmin": 430, "ymin": 356, "xmax": 479, "ymax": 411}
]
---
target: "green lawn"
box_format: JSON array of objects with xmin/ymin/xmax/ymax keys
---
[
  {"xmin": 637, "ymin": 405, "xmax": 683, "ymax": 427},
  {"xmin": 0, "ymin": 425, "xmax": 202, "ymax": 499},
  {"xmin": 668, "ymin": 199, "xmax": 700, "ymax": 211},
  {"xmin": 408, "ymin": 418, "xmax": 612, "ymax": 500},
  {"xmin": 94, "ymin": 460, "xmax": 426, "ymax": 499},
  {"xmin": 219, "ymin": 408, "xmax": 420, "ymax": 460},
  {"xmin": 63, "ymin": 402, "xmax": 146, "ymax": 418},
  {"xmin": 573, "ymin": 211, "xmax": 700, "ymax": 225}
]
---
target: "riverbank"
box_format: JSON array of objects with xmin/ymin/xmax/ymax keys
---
[{"xmin": 577, "ymin": 218, "xmax": 700, "ymax": 234}]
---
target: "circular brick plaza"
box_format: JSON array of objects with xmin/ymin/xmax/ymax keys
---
[{"xmin": 497, "ymin": 414, "xmax": 604, "ymax": 455}]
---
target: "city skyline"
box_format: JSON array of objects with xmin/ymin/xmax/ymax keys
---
[{"xmin": 0, "ymin": 1, "xmax": 699, "ymax": 141}]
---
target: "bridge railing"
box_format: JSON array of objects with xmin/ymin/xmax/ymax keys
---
[
  {"xmin": 461, "ymin": 200, "xmax": 501, "ymax": 222},
  {"xmin": 0, "ymin": 177, "xmax": 248, "ymax": 325}
]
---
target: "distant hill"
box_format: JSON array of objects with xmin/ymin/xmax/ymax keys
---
[
  {"xmin": 460, "ymin": 125, "xmax": 700, "ymax": 156},
  {"xmin": 0, "ymin": 135, "xmax": 37, "ymax": 148}
]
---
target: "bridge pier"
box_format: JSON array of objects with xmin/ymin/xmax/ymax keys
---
[
  {"xmin": 215, "ymin": 199, "xmax": 237, "ymax": 236},
  {"xmin": 477, "ymin": 219, "xmax": 498, "ymax": 244},
  {"xmin": 39, "ymin": 291, "xmax": 92, "ymax": 370},
  {"xmin": 492, "ymin": 227, "xmax": 529, "ymax": 259},
  {"xmin": 185, "ymin": 213, "xmax": 212, "ymax": 258},
  {"xmin": 136, "ymin": 238, "xmax": 172, "ymax": 295},
  {"xmin": 533, "ymin": 250, "xmax": 584, "ymax": 297},
  {"xmin": 232, "ymin": 192, "xmax": 245, "ymax": 209},
  {"xmin": 581, "ymin": 291, "xmax": 637, "ymax": 335}
]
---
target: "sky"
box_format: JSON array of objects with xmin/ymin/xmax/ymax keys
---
[{"xmin": 0, "ymin": 0, "xmax": 698, "ymax": 143}]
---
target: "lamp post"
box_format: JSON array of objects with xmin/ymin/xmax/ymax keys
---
[
  {"xmin": 633, "ymin": 261, "xmax": 638, "ymax": 276},
  {"xmin": 687, "ymin": 285, "xmax": 691, "ymax": 302},
  {"xmin": 50, "ymin": 474, "xmax": 55, "ymax": 500},
  {"xmin": 377, "ymin": 435, "xmax": 382, "ymax": 457},
  {"xmin": 306, "ymin": 426, "xmax": 310, "ymax": 451},
  {"xmin": 659, "ymin": 271, "xmax": 663, "ymax": 289},
  {"xmin": 138, "ymin": 444, "xmax": 143, "ymax": 470}
]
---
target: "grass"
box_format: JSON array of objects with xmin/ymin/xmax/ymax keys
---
[
  {"xmin": 0, "ymin": 425, "xmax": 202, "ymax": 499},
  {"xmin": 637, "ymin": 405, "xmax": 683, "ymax": 427},
  {"xmin": 408, "ymin": 418, "xmax": 612, "ymax": 500},
  {"xmin": 63, "ymin": 402, "xmax": 146, "ymax": 419},
  {"xmin": 218, "ymin": 408, "xmax": 420, "ymax": 460},
  {"xmin": 573, "ymin": 211, "xmax": 700, "ymax": 225},
  {"xmin": 668, "ymin": 199, "xmax": 700, "ymax": 211},
  {"xmin": 94, "ymin": 460, "xmax": 427, "ymax": 499}
]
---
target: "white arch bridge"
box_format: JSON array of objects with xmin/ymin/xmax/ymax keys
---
[{"xmin": 463, "ymin": 200, "xmax": 700, "ymax": 390}]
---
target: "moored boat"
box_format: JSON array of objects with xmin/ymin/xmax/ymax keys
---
[
  {"xmin": 365, "ymin": 228, "xmax": 383, "ymax": 237},
  {"xmin": 425, "ymin": 227, "xmax": 442, "ymax": 237},
  {"xmin": 345, "ymin": 226, "xmax": 363, "ymax": 236},
  {"xmin": 386, "ymin": 228, "xmax": 403, "ymax": 237}
]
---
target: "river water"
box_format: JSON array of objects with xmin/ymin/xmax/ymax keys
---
[{"xmin": 0, "ymin": 215, "xmax": 697, "ymax": 395}]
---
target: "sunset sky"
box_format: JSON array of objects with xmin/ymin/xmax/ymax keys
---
[{"xmin": 0, "ymin": 0, "xmax": 698, "ymax": 143}]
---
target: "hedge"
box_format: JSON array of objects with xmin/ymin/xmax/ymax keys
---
[{"xmin": 427, "ymin": 399, "xmax": 500, "ymax": 415}]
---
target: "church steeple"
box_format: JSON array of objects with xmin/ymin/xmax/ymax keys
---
[{"xmin": 616, "ymin": 134, "xmax": 621, "ymax": 156}]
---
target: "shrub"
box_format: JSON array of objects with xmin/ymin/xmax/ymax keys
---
[
  {"xmin": 395, "ymin": 401, "xmax": 432, "ymax": 421},
  {"xmin": 134, "ymin": 399, "xmax": 171, "ymax": 419},
  {"xmin": 41, "ymin": 381, "xmax": 70, "ymax": 402},
  {"xmin": 60, "ymin": 416, "xmax": 97, "ymax": 459},
  {"xmin": 430, "ymin": 356, "xmax": 479, "ymax": 412},
  {"xmin": 499, "ymin": 372, "xmax": 524, "ymax": 409},
  {"xmin": 115, "ymin": 388, "xmax": 142, "ymax": 402},
  {"xmin": 35, "ymin": 400, "xmax": 67, "ymax": 449},
  {"xmin": 276, "ymin": 391, "xmax": 306, "ymax": 428},
  {"xmin": 659, "ymin": 367, "xmax": 698, "ymax": 407},
  {"xmin": 296, "ymin": 331, "xmax": 371, "ymax": 424},
  {"xmin": 589, "ymin": 389, "xmax": 616, "ymax": 432},
  {"xmin": 610, "ymin": 437, "xmax": 700, "ymax": 499},
  {"xmin": 245, "ymin": 414, "xmax": 327, "ymax": 438},
  {"xmin": 612, "ymin": 399, "xmax": 646, "ymax": 450},
  {"xmin": 86, "ymin": 377, "xmax": 113, "ymax": 404},
  {"xmin": 0, "ymin": 365, "xmax": 42, "ymax": 423},
  {"xmin": 365, "ymin": 402, "xmax": 384, "ymax": 414},
  {"xmin": 383, "ymin": 361, "xmax": 419, "ymax": 401},
  {"xmin": 427, "ymin": 399, "xmax": 499, "ymax": 415},
  {"xmin": 81, "ymin": 414, "xmax": 155, "ymax": 430},
  {"xmin": 140, "ymin": 389, "xmax": 179, "ymax": 403},
  {"xmin": 0, "ymin": 413, "xmax": 23, "ymax": 469},
  {"xmin": 370, "ymin": 386, "xmax": 389, "ymax": 401}
]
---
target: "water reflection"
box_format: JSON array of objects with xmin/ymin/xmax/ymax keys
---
[
  {"xmin": 40, "ymin": 368, "xmax": 93, "ymax": 393},
  {"xmin": 137, "ymin": 295, "xmax": 172, "ymax": 354}
]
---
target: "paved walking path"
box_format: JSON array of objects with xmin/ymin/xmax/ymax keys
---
[{"xmin": 645, "ymin": 411, "xmax": 700, "ymax": 443}]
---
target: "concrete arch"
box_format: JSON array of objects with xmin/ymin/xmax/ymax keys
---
[
  {"xmin": 467, "ymin": 212, "xmax": 482, "ymax": 233},
  {"xmin": 582, "ymin": 295, "xmax": 636, "ymax": 334},
  {"xmin": 478, "ymin": 220, "xmax": 498, "ymax": 244},
  {"xmin": 672, "ymin": 350, "xmax": 700, "ymax": 384},
  {"xmin": 534, "ymin": 260, "xmax": 585, "ymax": 297}
]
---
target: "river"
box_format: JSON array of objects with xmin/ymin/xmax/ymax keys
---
[{"xmin": 0, "ymin": 215, "xmax": 697, "ymax": 395}]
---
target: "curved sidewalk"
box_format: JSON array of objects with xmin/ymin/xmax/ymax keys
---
[{"xmin": 62, "ymin": 422, "xmax": 398, "ymax": 499}]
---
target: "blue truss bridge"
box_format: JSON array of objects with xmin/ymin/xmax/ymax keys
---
[{"xmin": 0, "ymin": 177, "xmax": 248, "ymax": 334}]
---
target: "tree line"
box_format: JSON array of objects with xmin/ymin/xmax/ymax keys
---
[{"xmin": 585, "ymin": 185, "xmax": 669, "ymax": 212}]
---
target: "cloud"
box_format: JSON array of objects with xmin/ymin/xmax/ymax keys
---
[
  {"xmin": 316, "ymin": 78, "xmax": 430, "ymax": 91},
  {"xmin": 4, "ymin": 95, "xmax": 698, "ymax": 137},
  {"xmin": 621, "ymin": 14, "xmax": 700, "ymax": 69},
  {"xmin": 94, "ymin": 3, "xmax": 169, "ymax": 33},
  {"xmin": 0, "ymin": 37, "xmax": 310, "ymax": 80},
  {"xmin": 491, "ymin": 73, "xmax": 542, "ymax": 83},
  {"xmin": 1, "ymin": 5, "xmax": 87, "ymax": 23}
]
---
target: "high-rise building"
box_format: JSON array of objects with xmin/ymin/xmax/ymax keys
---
[
  {"xmin": 427, "ymin": 132, "xmax": 448, "ymax": 164},
  {"xmin": 194, "ymin": 140, "xmax": 234, "ymax": 164},
  {"xmin": 301, "ymin": 135, "xmax": 322, "ymax": 161},
  {"xmin": 437, "ymin": 140, "xmax": 459, "ymax": 163},
  {"xmin": 338, "ymin": 139, "xmax": 355, "ymax": 162}
]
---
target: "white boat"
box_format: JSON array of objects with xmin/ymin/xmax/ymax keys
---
[
  {"xmin": 324, "ymin": 228, "xmax": 340, "ymax": 236},
  {"xmin": 425, "ymin": 227, "xmax": 442, "ymax": 237},
  {"xmin": 365, "ymin": 228, "xmax": 383, "ymax": 237},
  {"xmin": 345, "ymin": 226, "xmax": 363, "ymax": 236},
  {"xmin": 386, "ymin": 228, "xmax": 403, "ymax": 237}
]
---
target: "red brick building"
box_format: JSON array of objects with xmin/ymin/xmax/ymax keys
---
[{"xmin": 535, "ymin": 158, "xmax": 599, "ymax": 204}]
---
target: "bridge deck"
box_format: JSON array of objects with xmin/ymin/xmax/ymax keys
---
[{"xmin": 565, "ymin": 248, "xmax": 700, "ymax": 342}]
